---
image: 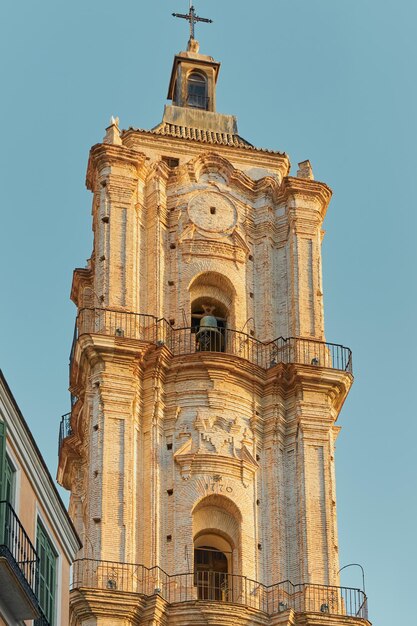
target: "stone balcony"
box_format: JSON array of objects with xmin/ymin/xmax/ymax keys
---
[
  {"xmin": 70, "ymin": 558, "xmax": 369, "ymax": 623},
  {"xmin": 69, "ymin": 307, "xmax": 353, "ymax": 374},
  {"xmin": 0, "ymin": 501, "xmax": 49, "ymax": 624}
]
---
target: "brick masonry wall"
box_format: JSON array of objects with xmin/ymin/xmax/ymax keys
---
[{"xmin": 63, "ymin": 134, "xmax": 352, "ymax": 626}]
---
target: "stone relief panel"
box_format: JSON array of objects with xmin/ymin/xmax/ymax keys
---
[
  {"xmin": 187, "ymin": 191, "xmax": 237, "ymax": 237},
  {"xmin": 174, "ymin": 407, "xmax": 258, "ymax": 484},
  {"xmin": 194, "ymin": 411, "xmax": 253, "ymax": 456},
  {"xmin": 174, "ymin": 186, "xmax": 250, "ymax": 263}
]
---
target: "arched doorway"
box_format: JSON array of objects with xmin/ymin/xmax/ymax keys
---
[
  {"xmin": 194, "ymin": 546, "xmax": 228, "ymax": 600},
  {"xmin": 194, "ymin": 534, "xmax": 232, "ymax": 601},
  {"xmin": 192, "ymin": 495, "xmax": 242, "ymax": 602}
]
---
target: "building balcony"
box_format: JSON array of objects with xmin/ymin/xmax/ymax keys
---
[
  {"xmin": 0, "ymin": 501, "xmax": 49, "ymax": 623},
  {"xmin": 58, "ymin": 412, "xmax": 72, "ymax": 455},
  {"xmin": 70, "ymin": 308, "xmax": 353, "ymax": 374},
  {"xmin": 71, "ymin": 558, "xmax": 368, "ymax": 621}
]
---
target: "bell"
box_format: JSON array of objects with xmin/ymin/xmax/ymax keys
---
[
  {"xmin": 199, "ymin": 313, "xmax": 218, "ymax": 329},
  {"xmin": 196, "ymin": 306, "xmax": 223, "ymax": 352}
]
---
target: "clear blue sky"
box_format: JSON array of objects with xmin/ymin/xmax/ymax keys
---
[{"xmin": 1, "ymin": 2, "xmax": 416, "ymax": 624}]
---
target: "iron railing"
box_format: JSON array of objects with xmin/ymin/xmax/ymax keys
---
[
  {"xmin": 70, "ymin": 308, "xmax": 353, "ymax": 373},
  {"xmin": 0, "ymin": 500, "xmax": 39, "ymax": 595},
  {"xmin": 71, "ymin": 559, "xmax": 368, "ymax": 620},
  {"xmin": 58, "ymin": 413, "xmax": 72, "ymax": 454}
]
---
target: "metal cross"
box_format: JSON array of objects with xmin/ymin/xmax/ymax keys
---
[{"xmin": 172, "ymin": 2, "xmax": 213, "ymax": 40}]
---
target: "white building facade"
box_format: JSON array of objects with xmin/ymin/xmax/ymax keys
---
[{"xmin": 0, "ymin": 371, "xmax": 81, "ymax": 626}]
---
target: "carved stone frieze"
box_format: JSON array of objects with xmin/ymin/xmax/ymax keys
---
[{"xmin": 174, "ymin": 408, "xmax": 258, "ymax": 483}]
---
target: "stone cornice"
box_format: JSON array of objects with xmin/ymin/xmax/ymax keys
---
[
  {"xmin": 86, "ymin": 143, "xmax": 148, "ymax": 191},
  {"xmin": 280, "ymin": 176, "xmax": 333, "ymax": 222},
  {"xmin": 70, "ymin": 335, "xmax": 151, "ymax": 391},
  {"xmin": 284, "ymin": 365, "xmax": 353, "ymax": 417},
  {"xmin": 188, "ymin": 151, "xmax": 287, "ymax": 197},
  {"xmin": 296, "ymin": 614, "xmax": 371, "ymax": 626},
  {"xmin": 174, "ymin": 448, "xmax": 259, "ymax": 482},
  {"xmin": 70, "ymin": 587, "xmax": 147, "ymax": 622},
  {"xmin": 165, "ymin": 352, "xmax": 266, "ymax": 395},
  {"xmin": 71, "ymin": 266, "xmax": 93, "ymax": 306}
]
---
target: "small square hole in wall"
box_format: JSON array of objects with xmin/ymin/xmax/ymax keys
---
[
  {"xmin": 167, "ymin": 443, "xmax": 173, "ymax": 450},
  {"xmin": 169, "ymin": 319, "xmax": 175, "ymax": 326},
  {"xmin": 256, "ymin": 499, "xmax": 261, "ymax": 506},
  {"xmin": 167, "ymin": 489, "xmax": 174, "ymax": 496},
  {"xmin": 248, "ymin": 254, "xmax": 254, "ymax": 261},
  {"xmin": 250, "ymin": 330, "xmax": 255, "ymax": 336},
  {"xmin": 210, "ymin": 206, "xmax": 216, "ymax": 215},
  {"xmin": 162, "ymin": 156, "xmax": 179, "ymax": 169},
  {"xmin": 168, "ymin": 280, "xmax": 175, "ymax": 286},
  {"xmin": 258, "ymin": 543, "xmax": 262, "ymax": 550},
  {"xmin": 250, "ymin": 292, "xmax": 254, "ymax": 298},
  {"xmin": 170, "ymin": 243, "xmax": 176, "ymax": 249},
  {"xmin": 167, "ymin": 535, "xmax": 172, "ymax": 542},
  {"xmin": 256, "ymin": 454, "xmax": 260, "ymax": 461}
]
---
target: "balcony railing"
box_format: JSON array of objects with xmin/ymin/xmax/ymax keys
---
[
  {"xmin": 71, "ymin": 559, "xmax": 368, "ymax": 620},
  {"xmin": 0, "ymin": 502, "xmax": 51, "ymax": 625},
  {"xmin": 58, "ymin": 412, "xmax": 72, "ymax": 454},
  {"xmin": 70, "ymin": 308, "xmax": 353, "ymax": 373},
  {"xmin": 0, "ymin": 500, "xmax": 39, "ymax": 592}
]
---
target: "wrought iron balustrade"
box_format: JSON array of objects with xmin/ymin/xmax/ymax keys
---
[
  {"xmin": 0, "ymin": 500, "xmax": 39, "ymax": 595},
  {"xmin": 70, "ymin": 308, "xmax": 353, "ymax": 373},
  {"xmin": 71, "ymin": 558, "xmax": 368, "ymax": 620},
  {"xmin": 58, "ymin": 413, "xmax": 72, "ymax": 454}
]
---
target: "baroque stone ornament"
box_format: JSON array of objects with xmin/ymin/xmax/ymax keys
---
[{"xmin": 187, "ymin": 191, "xmax": 237, "ymax": 236}]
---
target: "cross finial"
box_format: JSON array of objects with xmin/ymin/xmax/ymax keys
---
[{"xmin": 173, "ymin": 2, "xmax": 213, "ymax": 41}]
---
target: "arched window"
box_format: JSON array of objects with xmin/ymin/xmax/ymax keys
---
[
  {"xmin": 187, "ymin": 72, "xmax": 208, "ymax": 109},
  {"xmin": 192, "ymin": 495, "xmax": 242, "ymax": 603}
]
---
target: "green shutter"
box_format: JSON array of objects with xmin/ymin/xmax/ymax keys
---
[
  {"xmin": 0, "ymin": 420, "xmax": 6, "ymax": 545},
  {"xmin": 36, "ymin": 520, "xmax": 57, "ymax": 625},
  {"xmin": 0, "ymin": 420, "xmax": 6, "ymax": 501},
  {"xmin": 5, "ymin": 455, "xmax": 15, "ymax": 506}
]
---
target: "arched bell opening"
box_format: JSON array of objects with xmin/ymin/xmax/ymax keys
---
[
  {"xmin": 188, "ymin": 272, "xmax": 237, "ymax": 352},
  {"xmin": 191, "ymin": 297, "xmax": 228, "ymax": 353},
  {"xmin": 187, "ymin": 71, "xmax": 209, "ymax": 110}
]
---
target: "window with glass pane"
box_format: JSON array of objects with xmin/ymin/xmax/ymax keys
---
[
  {"xmin": 187, "ymin": 72, "xmax": 208, "ymax": 109},
  {"xmin": 36, "ymin": 520, "xmax": 57, "ymax": 625}
]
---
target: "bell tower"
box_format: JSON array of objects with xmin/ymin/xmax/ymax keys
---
[{"xmin": 58, "ymin": 10, "xmax": 369, "ymax": 626}]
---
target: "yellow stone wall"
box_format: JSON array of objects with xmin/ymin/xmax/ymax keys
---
[{"xmin": 62, "ymin": 123, "xmax": 360, "ymax": 626}]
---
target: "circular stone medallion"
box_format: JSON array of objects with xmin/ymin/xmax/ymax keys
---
[{"xmin": 187, "ymin": 191, "xmax": 237, "ymax": 234}]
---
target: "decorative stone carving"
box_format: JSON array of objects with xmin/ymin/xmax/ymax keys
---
[
  {"xmin": 174, "ymin": 409, "xmax": 257, "ymax": 482},
  {"xmin": 187, "ymin": 191, "xmax": 237, "ymax": 236}
]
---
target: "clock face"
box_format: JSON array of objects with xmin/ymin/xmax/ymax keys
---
[{"xmin": 187, "ymin": 191, "xmax": 237, "ymax": 234}]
